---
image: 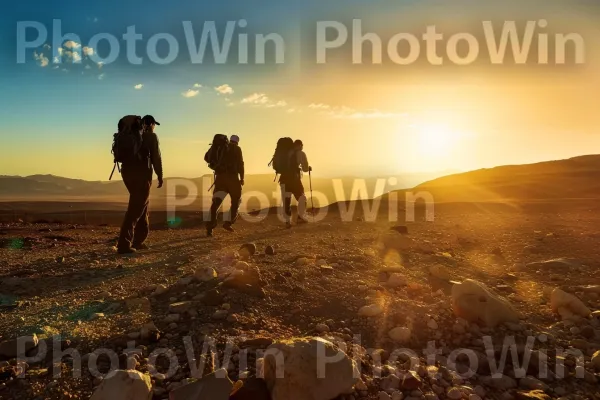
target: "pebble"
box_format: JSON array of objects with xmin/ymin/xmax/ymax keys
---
[{"xmin": 427, "ymin": 319, "xmax": 439, "ymax": 330}]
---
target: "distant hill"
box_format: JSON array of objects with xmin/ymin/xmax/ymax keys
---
[
  {"xmin": 384, "ymin": 155, "xmax": 600, "ymax": 203},
  {"xmin": 0, "ymin": 171, "xmax": 446, "ymax": 210}
]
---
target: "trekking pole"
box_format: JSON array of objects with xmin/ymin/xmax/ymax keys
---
[{"xmin": 309, "ymin": 168, "xmax": 315, "ymax": 221}]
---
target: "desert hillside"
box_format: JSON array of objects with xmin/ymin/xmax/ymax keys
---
[{"xmin": 386, "ymin": 155, "xmax": 600, "ymax": 203}]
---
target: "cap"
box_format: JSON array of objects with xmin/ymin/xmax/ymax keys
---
[
  {"xmin": 142, "ymin": 115, "xmax": 160, "ymax": 126},
  {"xmin": 230, "ymin": 134, "xmax": 240, "ymax": 143}
]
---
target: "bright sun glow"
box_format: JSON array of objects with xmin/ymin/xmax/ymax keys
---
[{"xmin": 418, "ymin": 123, "xmax": 456, "ymax": 155}]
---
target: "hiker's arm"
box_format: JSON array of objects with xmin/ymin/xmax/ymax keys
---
[
  {"xmin": 238, "ymin": 147, "xmax": 245, "ymax": 181},
  {"xmin": 299, "ymin": 151, "xmax": 310, "ymax": 172},
  {"xmin": 151, "ymin": 133, "xmax": 164, "ymax": 183}
]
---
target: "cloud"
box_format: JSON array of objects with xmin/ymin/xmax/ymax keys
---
[
  {"xmin": 307, "ymin": 102, "xmax": 406, "ymax": 119},
  {"xmin": 57, "ymin": 48, "xmax": 64, "ymax": 56},
  {"xmin": 98, "ymin": 73, "xmax": 105, "ymax": 80},
  {"xmin": 134, "ymin": 84, "xmax": 143, "ymax": 90},
  {"xmin": 241, "ymin": 93, "xmax": 269, "ymax": 105},
  {"xmin": 83, "ymin": 47, "xmax": 94, "ymax": 56},
  {"xmin": 84, "ymin": 65, "xmax": 91, "ymax": 70},
  {"xmin": 63, "ymin": 41, "xmax": 81, "ymax": 49},
  {"xmin": 215, "ymin": 84, "xmax": 234, "ymax": 95},
  {"xmin": 267, "ymin": 100, "xmax": 288, "ymax": 108},
  {"xmin": 308, "ymin": 103, "xmax": 331, "ymax": 110},
  {"xmin": 182, "ymin": 89, "xmax": 200, "ymax": 98},
  {"xmin": 33, "ymin": 51, "xmax": 49, "ymax": 67},
  {"xmin": 193, "ymin": 83, "xmax": 202, "ymax": 88},
  {"xmin": 97, "ymin": 62, "xmax": 104, "ymax": 69}
]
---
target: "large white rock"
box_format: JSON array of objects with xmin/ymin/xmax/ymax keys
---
[
  {"xmin": 90, "ymin": 370, "xmax": 152, "ymax": 400},
  {"xmin": 358, "ymin": 304, "xmax": 384, "ymax": 317},
  {"xmin": 451, "ymin": 279, "xmax": 519, "ymax": 328},
  {"xmin": 386, "ymin": 274, "xmax": 408, "ymax": 288},
  {"xmin": 261, "ymin": 337, "xmax": 359, "ymax": 400},
  {"xmin": 550, "ymin": 288, "xmax": 591, "ymax": 320}
]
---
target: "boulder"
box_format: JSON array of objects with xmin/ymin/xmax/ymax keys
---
[
  {"xmin": 592, "ymin": 350, "xmax": 600, "ymax": 371},
  {"xmin": 169, "ymin": 369, "xmax": 233, "ymax": 400},
  {"xmin": 265, "ymin": 245, "xmax": 276, "ymax": 256},
  {"xmin": 261, "ymin": 337, "xmax": 359, "ymax": 400},
  {"xmin": 358, "ymin": 304, "xmax": 384, "ymax": 317},
  {"xmin": 169, "ymin": 302, "xmax": 192, "ymax": 314},
  {"xmin": 223, "ymin": 266, "xmax": 266, "ymax": 297},
  {"xmin": 239, "ymin": 243, "xmax": 257, "ymax": 259},
  {"xmin": 451, "ymin": 279, "xmax": 519, "ymax": 327},
  {"xmin": 480, "ymin": 375, "xmax": 517, "ymax": 390},
  {"xmin": 195, "ymin": 267, "xmax": 217, "ymax": 282},
  {"xmin": 549, "ymin": 288, "xmax": 591, "ymax": 319},
  {"xmin": 429, "ymin": 265, "xmax": 452, "ymax": 280},
  {"xmin": 0, "ymin": 334, "xmax": 39, "ymax": 359},
  {"xmin": 90, "ymin": 370, "xmax": 152, "ymax": 400},
  {"xmin": 525, "ymin": 258, "xmax": 582, "ymax": 271}
]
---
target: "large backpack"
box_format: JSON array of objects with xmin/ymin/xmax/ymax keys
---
[
  {"xmin": 204, "ymin": 134, "xmax": 230, "ymax": 172},
  {"xmin": 112, "ymin": 115, "xmax": 144, "ymax": 164},
  {"xmin": 269, "ymin": 137, "xmax": 295, "ymax": 174}
]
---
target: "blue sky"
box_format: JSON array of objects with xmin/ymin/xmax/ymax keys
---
[{"xmin": 1, "ymin": 0, "xmax": 600, "ymax": 180}]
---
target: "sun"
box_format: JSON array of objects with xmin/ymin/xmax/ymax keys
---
[{"xmin": 418, "ymin": 123, "xmax": 456, "ymax": 155}]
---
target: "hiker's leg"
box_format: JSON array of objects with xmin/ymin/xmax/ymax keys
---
[
  {"xmin": 281, "ymin": 184, "xmax": 292, "ymax": 223},
  {"xmin": 228, "ymin": 176, "xmax": 242, "ymax": 225},
  {"xmin": 208, "ymin": 175, "xmax": 227, "ymax": 230},
  {"xmin": 132, "ymin": 180, "xmax": 151, "ymax": 246},
  {"xmin": 118, "ymin": 173, "xmax": 143, "ymax": 249},
  {"xmin": 293, "ymin": 180, "xmax": 307, "ymax": 221}
]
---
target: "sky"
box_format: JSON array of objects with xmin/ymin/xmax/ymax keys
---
[{"xmin": 1, "ymin": 0, "xmax": 600, "ymax": 181}]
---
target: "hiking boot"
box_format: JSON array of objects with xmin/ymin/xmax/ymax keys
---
[
  {"xmin": 117, "ymin": 247, "xmax": 136, "ymax": 255},
  {"xmin": 223, "ymin": 222, "xmax": 235, "ymax": 232},
  {"xmin": 297, "ymin": 217, "xmax": 309, "ymax": 225},
  {"xmin": 132, "ymin": 243, "xmax": 149, "ymax": 250}
]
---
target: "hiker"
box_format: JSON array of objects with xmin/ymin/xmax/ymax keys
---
[
  {"xmin": 280, "ymin": 139, "xmax": 311, "ymax": 228},
  {"xmin": 116, "ymin": 115, "xmax": 163, "ymax": 254},
  {"xmin": 206, "ymin": 134, "xmax": 245, "ymax": 237}
]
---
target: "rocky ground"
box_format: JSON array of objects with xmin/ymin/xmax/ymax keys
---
[{"xmin": 0, "ymin": 201, "xmax": 599, "ymax": 400}]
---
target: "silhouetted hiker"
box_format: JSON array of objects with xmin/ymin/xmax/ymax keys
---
[
  {"xmin": 115, "ymin": 115, "xmax": 163, "ymax": 254},
  {"xmin": 205, "ymin": 134, "xmax": 245, "ymax": 237},
  {"xmin": 280, "ymin": 139, "xmax": 311, "ymax": 228}
]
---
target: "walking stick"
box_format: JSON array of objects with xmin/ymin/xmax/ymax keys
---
[{"xmin": 309, "ymin": 168, "xmax": 315, "ymax": 221}]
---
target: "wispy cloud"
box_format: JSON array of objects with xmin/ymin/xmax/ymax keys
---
[
  {"xmin": 241, "ymin": 93, "xmax": 287, "ymax": 108},
  {"xmin": 215, "ymin": 84, "xmax": 234, "ymax": 95},
  {"xmin": 134, "ymin": 84, "xmax": 143, "ymax": 90},
  {"xmin": 193, "ymin": 83, "xmax": 202, "ymax": 88},
  {"xmin": 308, "ymin": 103, "xmax": 331, "ymax": 110},
  {"xmin": 98, "ymin": 73, "xmax": 105, "ymax": 80},
  {"xmin": 33, "ymin": 51, "xmax": 49, "ymax": 67},
  {"xmin": 182, "ymin": 89, "xmax": 200, "ymax": 98},
  {"xmin": 308, "ymin": 102, "xmax": 406, "ymax": 119}
]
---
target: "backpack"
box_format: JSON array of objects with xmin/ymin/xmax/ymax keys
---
[
  {"xmin": 112, "ymin": 115, "xmax": 144, "ymax": 164},
  {"xmin": 269, "ymin": 137, "xmax": 294, "ymax": 174},
  {"xmin": 204, "ymin": 134, "xmax": 230, "ymax": 172}
]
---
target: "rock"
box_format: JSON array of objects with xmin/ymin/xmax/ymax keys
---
[
  {"xmin": 550, "ymin": 288, "xmax": 591, "ymax": 319},
  {"xmin": 239, "ymin": 243, "xmax": 257, "ymax": 259},
  {"xmin": 90, "ymin": 313, "xmax": 105, "ymax": 321},
  {"xmin": 580, "ymin": 325, "xmax": 595, "ymax": 339},
  {"xmin": 469, "ymin": 396, "xmax": 482, "ymax": 400},
  {"xmin": 391, "ymin": 225, "xmax": 408, "ymax": 234},
  {"xmin": 399, "ymin": 371, "xmax": 422, "ymax": 390},
  {"xmin": 261, "ymin": 337, "xmax": 359, "ymax": 400},
  {"xmin": 320, "ymin": 265, "xmax": 334, "ymax": 272},
  {"xmin": 389, "ymin": 327, "xmax": 411, "ymax": 343},
  {"xmin": 451, "ymin": 279, "xmax": 520, "ymax": 327},
  {"xmin": 569, "ymin": 338, "xmax": 589, "ymax": 350},
  {"xmin": 223, "ymin": 266, "xmax": 266, "ymax": 297},
  {"xmin": 447, "ymin": 387, "xmax": 463, "ymax": 400},
  {"xmin": 427, "ymin": 319, "xmax": 439, "ymax": 330},
  {"xmin": 90, "ymin": 370, "xmax": 152, "ymax": 400},
  {"xmin": 265, "ymin": 245, "xmax": 276, "ymax": 256},
  {"xmin": 195, "ymin": 267, "xmax": 217, "ymax": 282},
  {"xmin": 229, "ymin": 377, "xmax": 271, "ymax": 400},
  {"xmin": 429, "ymin": 265, "xmax": 452, "ymax": 280},
  {"xmin": 56, "ymin": 256, "xmax": 65, "ymax": 263},
  {"xmin": 315, "ymin": 323, "xmax": 330, "ymax": 333},
  {"xmin": 296, "ymin": 258, "xmax": 311, "ymax": 266},
  {"xmin": 170, "ymin": 369, "xmax": 233, "ymax": 400},
  {"xmin": 387, "ymin": 273, "xmax": 408, "ymax": 288},
  {"xmin": 519, "ymin": 376, "xmax": 548, "ymax": 391},
  {"xmin": 213, "ymin": 310, "xmax": 228, "ymax": 320},
  {"xmin": 391, "ymin": 392, "xmax": 404, "ymax": 400},
  {"xmin": 240, "ymin": 337, "xmax": 274, "ymax": 348},
  {"xmin": 526, "ymin": 258, "xmax": 582, "ymax": 271},
  {"xmin": 515, "ymin": 390, "xmax": 550, "ymax": 400},
  {"xmin": 140, "ymin": 322, "xmax": 160, "ymax": 342},
  {"xmin": 358, "ymin": 304, "xmax": 384, "ymax": 317},
  {"xmin": 592, "ymin": 350, "xmax": 600, "ymax": 371},
  {"xmin": 0, "ymin": 335, "xmax": 39, "ymax": 358},
  {"xmin": 379, "ymin": 392, "xmax": 392, "ymax": 400},
  {"xmin": 169, "ymin": 302, "xmax": 192, "ymax": 314},
  {"xmin": 153, "ymin": 284, "xmax": 168, "ymax": 296}
]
